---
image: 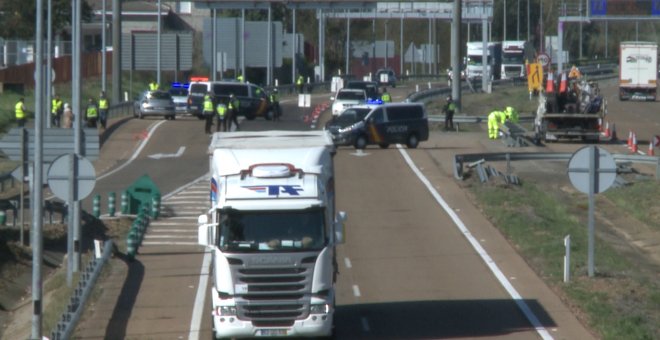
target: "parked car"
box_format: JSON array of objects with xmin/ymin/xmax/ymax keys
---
[
  {"xmin": 324, "ymin": 106, "xmax": 374, "ymax": 135},
  {"xmin": 344, "ymin": 80, "xmax": 380, "ymax": 101},
  {"xmin": 331, "ymin": 88, "xmax": 368, "ymax": 116},
  {"xmin": 134, "ymin": 90, "xmax": 176, "ymax": 120},
  {"xmin": 327, "ymin": 103, "xmax": 428, "ymax": 149},
  {"xmin": 375, "ymin": 68, "xmax": 397, "ymax": 88},
  {"xmin": 168, "ymin": 83, "xmax": 189, "ymax": 114}
]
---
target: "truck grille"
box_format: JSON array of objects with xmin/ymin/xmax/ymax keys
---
[{"xmin": 228, "ymin": 254, "xmax": 317, "ymax": 325}]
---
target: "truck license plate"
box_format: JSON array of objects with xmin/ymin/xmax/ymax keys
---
[{"xmin": 257, "ymin": 329, "xmax": 287, "ymax": 336}]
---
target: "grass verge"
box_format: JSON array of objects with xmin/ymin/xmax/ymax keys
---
[{"xmin": 468, "ymin": 179, "xmax": 659, "ymax": 339}]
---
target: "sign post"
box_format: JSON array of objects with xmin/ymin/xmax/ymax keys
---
[{"xmin": 567, "ymin": 146, "xmax": 617, "ymax": 277}]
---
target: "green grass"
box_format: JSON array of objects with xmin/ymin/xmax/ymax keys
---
[
  {"xmin": 470, "ymin": 182, "xmax": 658, "ymax": 339},
  {"xmin": 604, "ymin": 179, "xmax": 660, "ymax": 232}
]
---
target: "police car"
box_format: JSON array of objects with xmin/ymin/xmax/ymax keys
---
[{"xmin": 325, "ymin": 103, "xmax": 428, "ymax": 149}]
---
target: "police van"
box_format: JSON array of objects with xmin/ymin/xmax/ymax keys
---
[
  {"xmin": 187, "ymin": 78, "xmax": 272, "ymax": 120},
  {"xmin": 326, "ymin": 103, "xmax": 428, "ymax": 149}
]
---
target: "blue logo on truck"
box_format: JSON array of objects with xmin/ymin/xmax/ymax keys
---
[{"xmin": 243, "ymin": 185, "xmax": 303, "ymax": 196}]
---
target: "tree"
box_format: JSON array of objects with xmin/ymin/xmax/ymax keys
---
[{"xmin": 0, "ymin": 0, "xmax": 92, "ymax": 40}]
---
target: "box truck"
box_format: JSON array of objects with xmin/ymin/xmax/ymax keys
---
[
  {"xmin": 501, "ymin": 40, "xmax": 527, "ymax": 80},
  {"xmin": 198, "ymin": 130, "xmax": 347, "ymax": 338},
  {"xmin": 465, "ymin": 41, "xmax": 502, "ymax": 80},
  {"xmin": 619, "ymin": 41, "xmax": 658, "ymax": 101}
]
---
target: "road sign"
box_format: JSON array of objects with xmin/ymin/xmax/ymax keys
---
[
  {"xmin": 0, "ymin": 128, "xmax": 99, "ymax": 162},
  {"xmin": 568, "ymin": 146, "xmax": 617, "ymax": 194},
  {"xmin": 527, "ymin": 62, "xmax": 543, "ymax": 92},
  {"xmin": 537, "ymin": 53, "xmax": 551, "ymax": 68},
  {"xmin": 47, "ymin": 154, "xmax": 96, "ymax": 201}
]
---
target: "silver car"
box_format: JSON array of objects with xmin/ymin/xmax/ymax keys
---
[{"xmin": 134, "ymin": 90, "xmax": 176, "ymax": 120}]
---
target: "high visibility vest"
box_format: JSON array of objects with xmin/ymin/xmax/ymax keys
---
[
  {"xmin": 228, "ymin": 99, "xmax": 239, "ymax": 111},
  {"xmin": 15, "ymin": 101, "xmax": 25, "ymax": 119},
  {"xmin": 237, "ymin": 75, "xmax": 244, "ymax": 83},
  {"xmin": 216, "ymin": 104, "xmax": 227, "ymax": 117},
  {"xmin": 447, "ymin": 102, "xmax": 457, "ymax": 112},
  {"xmin": 203, "ymin": 96, "xmax": 213, "ymax": 112},
  {"xmin": 149, "ymin": 82, "xmax": 159, "ymax": 91},
  {"xmin": 87, "ymin": 105, "xmax": 98, "ymax": 118},
  {"xmin": 51, "ymin": 99, "xmax": 62, "ymax": 115},
  {"xmin": 99, "ymin": 98, "xmax": 109, "ymax": 109},
  {"xmin": 296, "ymin": 76, "xmax": 303, "ymax": 85},
  {"xmin": 270, "ymin": 93, "xmax": 279, "ymax": 103},
  {"xmin": 381, "ymin": 93, "xmax": 391, "ymax": 102}
]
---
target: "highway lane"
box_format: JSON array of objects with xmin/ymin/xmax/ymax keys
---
[{"xmin": 73, "ymin": 84, "xmax": 595, "ymax": 339}]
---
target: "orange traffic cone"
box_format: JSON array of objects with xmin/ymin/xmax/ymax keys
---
[
  {"xmin": 559, "ymin": 72, "xmax": 568, "ymax": 93},
  {"xmin": 610, "ymin": 123, "xmax": 618, "ymax": 141},
  {"xmin": 631, "ymin": 132, "xmax": 638, "ymax": 153},
  {"xmin": 603, "ymin": 121, "xmax": 610, "ymax": 138},
  {"xmin": 628, "ymin": 130, "xmax": 633, "ymax": 148},
  {"xmin": 648, "ymin": 141, "xmax": 654, "ymax": 156},
  {"xmin": 545, "ymin": 72, "xmax": 555, "ymax": 93}
]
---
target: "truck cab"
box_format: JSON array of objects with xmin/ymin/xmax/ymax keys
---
[
  {"xmin": 198, "ymin": 131, "xmax": 346, "ymax": 339},
  {"xmin": 466, "ymin": 41, "xmax": 502, "ymax": 81},
  {"xmin": 501, "ymin": 41, "xmax": 526, "ymax": 80}
]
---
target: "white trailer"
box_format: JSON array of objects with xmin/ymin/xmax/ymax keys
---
[
  {"xmin": 619, "ymin": 41, "xmax": 658, "ymax": 101},
  {"xmin": 198, "ymin": 130, "xmax": 347, "ymax": 338},
  {"xmin": 501, "ymin": 40, "xmax": 526, "ymax": 80}
]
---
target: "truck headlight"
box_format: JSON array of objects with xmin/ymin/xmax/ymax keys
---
[
  {"xmin": 310, "ymin": 304, "xmax": 329, "ymax": 314},
  {"xmin": 216, "ymin": 306, "xmax": 237, "ymax": 316}
]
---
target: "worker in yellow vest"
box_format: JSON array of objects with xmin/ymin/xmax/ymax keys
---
[
  {"xmin": 51, "ymin": 95, "xmax": 63, "ymax": 127},
  {"xmin": 296, "ymin": 75, "xmax": 304, "ymax": 94},
  {"xmin": 149, "ymin": 81, "xmax": 159, "ymax": 91},
  {"xmin": 98, "ymin": 91, "xmax": 109, "ymax": 129},
  {"xmin": 85, "ymin": 98, "xmax": 99, "ymax": 128},
  {"xmin": 15, "ymin": 97, "xmax": 27, "ymax": 127},
  {"xmin": 487, "ymin": 110, "xmax": 502, "ymax": 139},
  {"xmin": 203, "ymin": 92, "xmax": 214, "ymax": 134},
  {"xmin": 216, "ymin": 100, "xmax": 228, "ymax": 132},
  {"xmin": 381, "ymin": 88, "xmax": 391, "ymax": 103}
]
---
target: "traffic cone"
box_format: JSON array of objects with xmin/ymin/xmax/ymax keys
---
[
  {"xmin": 545, "ymin": 72, "xmax": 555, "ymax": 93},
  {"xmin": 610, "ymin": 123, "xmax": 618, "ymax": 141},
  {"xmin": 559, "ymin": 72, "xmax": 568, "ymax": 93},
  {"xmin": 628, "ymin": 130, "xmax": 633, "ymax": 148},
  {"xmin": 648, "ymin": 140, "xmax": 654, "ymax": 156},
  {"xmin": 597, "ymin": 118, "xmax": 602, "ymax": 132},
  {"xmin": 631, "ymin": 132, "xmax": 638, "ymax": 153},
  {"xmin": 603, "ymin": 120, "xmax": 610, "ymax": 138}
]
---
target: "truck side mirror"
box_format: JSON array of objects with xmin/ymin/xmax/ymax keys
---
[
  {"xmin": 334, "ymin": 211, "xmax": 347, "ymax": 244},
  {"xmin": 197, "ymin": 214, "xmax": 215, "ymax": 247}
]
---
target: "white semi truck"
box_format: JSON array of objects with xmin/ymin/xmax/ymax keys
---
[
  {"xmin": 619, "ymin": 41, "xmax": 658, "ymax": 101},
  {"xmin": 465, "ymin": 41, "xmax": 502, "ymax": 80},
  {"xmin": 198, "ymin": 130, "xmax": 346, "ymax": 339},
  {"xmin": 501, "ymin": 40, "xmax": 527, "ymax": 80}
]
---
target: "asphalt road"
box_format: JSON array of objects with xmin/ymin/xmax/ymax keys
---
[{"xmin": 72, "ymin": 83, "xmax": 605, "ymax": 339}]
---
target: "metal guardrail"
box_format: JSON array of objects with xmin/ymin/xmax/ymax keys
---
[
  {"xmin": 453, "ymin": 151, "xmax": 660, "ymax": 181},
  {"xmin": 50, "ymin": 239, "xmax": 114, "ymax": 340}
]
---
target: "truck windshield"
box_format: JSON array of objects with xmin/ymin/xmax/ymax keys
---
[
  {"xmin": 502, "ymin": 53, "xmax": 524, "ymax": 64},
  {"xmin": 217, "ymin": 208, "xmax": 326, "ymax": 252}
]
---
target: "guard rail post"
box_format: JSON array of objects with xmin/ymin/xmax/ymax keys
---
[
  {"xmin": 121, "ymin": 191, "xmax": 128, "ymax": 214},
  {"xmin": 151, "ymin": 193, "xmax": 160, "ymax": 219},
  {"xmin": 0, "ymin": 210, "xmax": 5, "ymax": 226},
  {"xmin": 127, "ymin": 229, "xmax": 137, "ymax": 261},
  {"xmin": 108, "ymin": 192, "xmax": 116, "ymax": 217}
]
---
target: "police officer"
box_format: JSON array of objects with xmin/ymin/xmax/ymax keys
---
[
  {"xmin": 216, "ymin": 99, "xmax": 228, "ymax": 132},
  {"xmin": 51, "ymin": 95, "xmax": 63, "ymax": 127},
  {"xmin": 203, "ymin": 92, "xmax": 214, "ymax": 134},
  {"xmin": 381, "ymin": 88, "xmax": 391, "ymax": 103},
  {"xmin": 505, "ymin": 106, "xmax": 519, "ymax": 124},
  {"xmin": 442, "ymin": 95, "xmax": 456, "ymax": 131},
  {"xmin": 15, "ymin": 97, "xmax": 27, "ymax": 127},
  {"xmin": 296, "ymin": 75, "xmax": 304, "ymax": 94},
  {"xmin": 269, "ymin": 88, "xmax": 281, "ymax": 121},
  {"xmin": 236, "ymin": 73, "xmax": 244, "ymax": 83},
  {"xmin": 227, "ymin": 94, "xmax": 240, "ymax": 131},
  {"xmin": 85, "ymin": 98, "xmax": 99, "ymax": 128},
  {"xmin": 98, "ymin": 91, "xmax": 109, "ymax": 129}
]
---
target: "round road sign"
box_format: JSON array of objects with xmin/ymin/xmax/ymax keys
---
[
  {"xmin": 567, "ymin": 146, "xmax": 616, "ymax": 194},
  {"xmin": 537, "ymin": 53, "xmax": 551, "ymax": 67},
  {"xmin": 47, "ymin": 153, "xmax": 96, "ymax": 201}
]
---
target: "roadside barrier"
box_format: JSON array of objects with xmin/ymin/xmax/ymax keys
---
[
  {"xmin": 92, "ymin": 195, "xmax": 101, "ymax": 218},
  {"xmin": 108, "ymin": 192, "xmax": 116, "ymax": 217}
]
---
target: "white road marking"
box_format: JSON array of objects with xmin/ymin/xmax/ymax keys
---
[
  {"xmin": 148, "ymin": 146, "xmax": 186, "ymax": 159},
  {"xmin": 352, "ymin": 285, "xmax": 361, "ymax": 297},
  {"xmin": 189, "ymin": 250, "xmax": 212, "ymax": 340},
  {"xmin": 344, "ymin": 257, "xmax": 352, "ymax": 269},
  {"xmin": 397, "ymin": 145, "xmax": 554, "ymax": 340}
]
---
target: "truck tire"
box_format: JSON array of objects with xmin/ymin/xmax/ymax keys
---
[{"xmin": 406, "ymin": 134, "xmax": 419, "ymax": 148}]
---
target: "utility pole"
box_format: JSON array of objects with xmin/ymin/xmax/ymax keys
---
[{"xmin": 451, "ymin": 0, "xmax": 462, "ymax": 112}]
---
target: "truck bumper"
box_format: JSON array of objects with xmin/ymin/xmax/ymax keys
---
[{"xmin": 212, "ymin": 312, "xmax": 333, "ymax": 338}]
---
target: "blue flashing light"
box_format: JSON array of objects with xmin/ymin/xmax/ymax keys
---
[
  {"xmin": 172, "ymin": 82, "xmax": 190, "ymax": 89},
  {"xmin": 367, "ymin": 98, "xmax": 384, "ymax": 105}
]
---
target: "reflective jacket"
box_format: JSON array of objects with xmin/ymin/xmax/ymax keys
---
[
  {"xmin": 86, "ymin": 105, "xmax": 98, "ymax": 118},
  {"xmin": 203, "ymin": 95, "xmax": 214, "ymax": 112},
  {"xmin": 99, "ymin": 98, "xmax": 109, "ymax": 110},
  {"xmin": 216, "ymin": 103, "xmax": 227, "ymax": 117},
  {"xmin": 15, "ymin": 101, "xmax": 25, "ymax": 119}
]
